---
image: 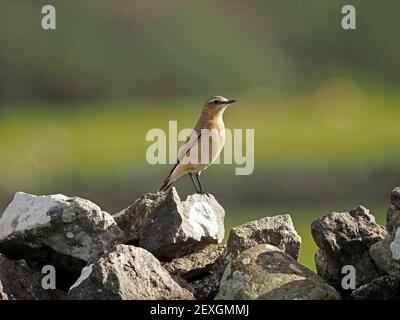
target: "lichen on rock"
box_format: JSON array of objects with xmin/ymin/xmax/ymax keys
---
[{"xmin": 216, "ymin": 244, "xmax": 340, "ymax": 300}]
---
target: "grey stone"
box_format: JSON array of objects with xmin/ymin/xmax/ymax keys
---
[
  {"xmin": 0, "ymin": 192, "xmax": 124, "ymax": 281},
  {"xmin": 311, "ymin": 206, "xmax": 385, "ymax": 289},
  {"xmin": 216, "ymin": 244, "xmax": 340, "ymax": 300},
  {"xmin": 66, "ymin": 245, "xmax": 194, "ymax": 300},
  {"xmin": 391, "ymin": 187, "xmax": 400, "ymax": 210},
  {"xmin": 370, "ymin": 237, "xmax": 400, "ymax": 276},
  {"xmin": 369, "ymin": 197, "xmax": 400, "ymax": 277},
  {"xmin": 163, "ymin": 245, "xmax": 225, "ymax": 300},
  {"xmin": 0, "ymin": 255, "xmax": 64, "ymax": 300},
  {"xmin": 386, "ymin": 205, "xmax": 400, "ymax": 235},
  {"xmin": 114, "ymin": 187, "xmax": 225, "ymax": 260},
  {"xmin": 0, "ymin": 282, "xmax": 6, "ymax": 300},
  {"xmin": 164, "ymin": 245, "xmax": 225, "ymax": 279},
  {"xmin": 226, "ymin": 215, "xmax": 301, "ymax": 260},
  {"xmin": 351, "ymin": 276, "xmax": 400, "ymax": 300},
  {"xmin": 312, "ymin": 206, "xmax": 385, "ymax": 255},
  {"xmin": 314, "ymin": 250, "xmax": 340, "ymax": 286},
  {"xmin": 315, "ymin": 248, "xmax": 379, "ymax": 290}
]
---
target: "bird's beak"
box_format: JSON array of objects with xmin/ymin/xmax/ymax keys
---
[{"xmin": 224, "ymin": 99, "xmax": 236, "ymax": 105}]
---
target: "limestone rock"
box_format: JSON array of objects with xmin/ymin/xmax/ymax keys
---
[
  {"xmin": 164, "ymin": 245, "xmax": 224, "ymax": 279},
  {"xmin": 391, "ymin": 187, "xmax": 400, "ymax": 210},
  {"xmin": 0, "ymin": 255, "xmax": 64, "ymax": 300},
  {"xmin": 369, "ymin": 191, "xmax": 400, "ymax": 277},
  {"xmin": 226, "ymin": 215, "xmax": 301, "ymax": 260},
  {"xmin": 66, "ymin": 245, "xmax": 194, "ymax": 300},
  {"xmin": 163, "ymin": 245, "xmax": 225, "ymax": 300},
  {"xmin": 114, "ymin": 188, "xmax": 225, "ymax": 260},
  {"xmin": 351, "ymin": 276, "xmax": 400, "ymax": 300},
  {"xmin": 370, "ymin": 234, "xmax": 400, "ymax": 277},
  {"xmin": 386, "ymin": 205, "xmax": 400, "ymax": 235},
  {"xmin": 311, "ymin": 206, "xmax": 385, "ymax": 289},
  {"xmin": 216, "ymin": 244, "xmax": 340, "ymax": 300},
  {"xmin": 0, "ymin": 192, "xmax": 124, "ymax": 282}
]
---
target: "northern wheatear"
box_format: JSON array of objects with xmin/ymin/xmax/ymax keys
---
[{"xmin": 159, "ymin": 96, "xmax": 236, "ymax": 194}]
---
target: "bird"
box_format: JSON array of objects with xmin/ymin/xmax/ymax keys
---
[{"xmin": 159, "ymin": 96, "xmax": 236, "ymax": 194}]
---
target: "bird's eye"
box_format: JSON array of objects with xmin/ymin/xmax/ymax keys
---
[{"xmin": 213, "ymin": 99, "xmax": 220, "ymax": 104}]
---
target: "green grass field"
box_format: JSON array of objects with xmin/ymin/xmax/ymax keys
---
[
  {"xmin": 1, "ymin": 86, "xmax": 400, "ymax": 189},
  {"xmin": 0, "ymin": 86, "xmax": 397, "ymax": 270}
]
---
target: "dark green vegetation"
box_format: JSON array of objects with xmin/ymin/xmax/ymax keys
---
[
  {"xmin": 1, "ymin": 89, "xmax": 400, "ymax": 188},
  {"xmin": 1, "ymin": 1, "xmax": 400, "ymax": 103}
]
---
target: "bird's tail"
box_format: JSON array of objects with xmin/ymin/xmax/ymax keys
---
[{"xmin": 159, "ymin": 175, "xmax": 174, "ymax": 192}]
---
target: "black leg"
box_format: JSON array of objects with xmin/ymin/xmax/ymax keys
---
[
  {"xmin": 188, "ymin": 172, "xmax": 201, "ymax": 193},
  {"xmin": 195, "ymin": 172, "xmax": 209, "ymax": 196}
]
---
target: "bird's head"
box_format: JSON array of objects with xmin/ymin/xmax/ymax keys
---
[{"xmin": 203, "ymin": 96, "xmax": 236, "ymax": 115}]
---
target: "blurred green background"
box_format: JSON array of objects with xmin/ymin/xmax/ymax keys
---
[{"xmin": 1, "ymin": 0, "xmax": 400, "ymax": 269}]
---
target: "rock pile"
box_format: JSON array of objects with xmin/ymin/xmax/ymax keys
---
[
  {"xmin": 0, "ymin": 188, "xmax": 225, "ymax": 299},
  {"xmin": 1, "ymin": 186, "xmax": 400, "ymax": 300}
]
